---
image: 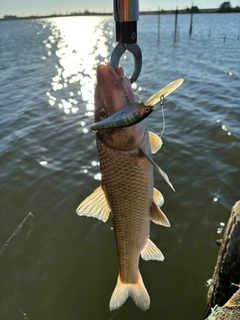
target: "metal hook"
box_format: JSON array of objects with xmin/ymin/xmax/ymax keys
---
[{"xmin": 110, "ymin": 42, "xmax": 142, "ymax": 84}]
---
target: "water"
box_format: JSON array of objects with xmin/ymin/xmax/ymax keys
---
[{"xmin": 0, "ymin": 13, "xmax": 239, "ymax": 320}]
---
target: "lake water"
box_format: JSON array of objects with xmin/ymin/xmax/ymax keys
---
[{"xmin": 0, "ymin": 13, "xmax": 239, "ymax": 320}]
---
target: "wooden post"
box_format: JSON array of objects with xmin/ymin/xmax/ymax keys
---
[
  {"xmin": 205, "ymin": 200, "xmax": 240, "ymax": 318},
  {"xmin": 209, "ymin": 28, "xmax": 211, "ymax": 38},
  {"xmin": 206, "ymin": 288, "xmax": 240, "ymax": 320},
  {"xmin": 174, "ymin": 7, "xmax": 178, "ymax": 42},
  {"xmin": 189, "ymin": 2, "xmax": 193, "ymax": 36}
]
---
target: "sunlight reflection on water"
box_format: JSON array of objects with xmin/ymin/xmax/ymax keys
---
[
  {"xmin": 41, "ymin": 17, "xmax": 115, "ymax": 179},
  {"xmin": 44, "ymin": 17, "xmax": 112, "ymax": 116}
]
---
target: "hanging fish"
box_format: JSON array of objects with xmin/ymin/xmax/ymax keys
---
[{"xmin": 77, "ymin": 63, "xmax": 179, "ymax": 311}]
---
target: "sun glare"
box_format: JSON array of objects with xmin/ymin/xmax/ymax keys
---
[{"xmin": 44, "ymin": 16, "xmax": 111, "ymax": 115}]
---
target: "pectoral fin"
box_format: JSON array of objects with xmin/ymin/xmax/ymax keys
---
[
  {"xmin": 151, "ymin": 202, "xmax": 170, "ymax": 227},
  {"xmin": 76, "ymin": 185, "xmax": 110, "ymax": 222},
  {"xmin": 153, "ymin": 188, "xmax": 164, "ymax": 207},
  {"xmin": 148, "ymin": 131, "xmax": 163, "ymax": 154},
  {"xmin": 141, "ymin": 238, "xmax": 164, "ymax": 261},
  {"xmin": 140, "ymin": 148, "xmax": 175, "ymax": 192}
]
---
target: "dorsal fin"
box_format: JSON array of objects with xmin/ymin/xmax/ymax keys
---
[
  {"xmin": 76, "ymin": 185, "xmax": 110, "ymax": 222},
  {"xmin": 148, "ymin": 131, "xmax": 163, "ymax": 154},
  {"xmin": 151, "ymin": 202, "xmax": 170, "ymax": 227},
  {"xmin": 141, "ymin": 238, "xmax": 164, "ymax": 261}
]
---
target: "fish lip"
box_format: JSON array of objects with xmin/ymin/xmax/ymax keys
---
[
  {"xmin": 97, "ymin": 62, "xmax": 124, "ymax": 82},
  {"xmin": 108, "ymin": 62, "xmax": 125, "ymax": 78},
  {"xmin": 96, "ymin": 127, "xmax": 125, "ymax": 135}
]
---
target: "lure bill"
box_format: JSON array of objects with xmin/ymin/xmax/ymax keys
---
[
  {"xmin": 90, "ymin": 102, "xmax": 154, "ymax": 132},
  {"xmin": 143, "ymin": 78, "xmax": 184, "ymax": 106},
  {"xmin": 90, "ymin": 78, "xmax": 184, "ymax": 132}
]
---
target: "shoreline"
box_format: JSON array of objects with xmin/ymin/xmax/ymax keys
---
[{"xmin": 1, "ymin": 9, "xmax": 240, "ymax": 21}]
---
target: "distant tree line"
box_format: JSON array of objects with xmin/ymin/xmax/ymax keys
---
[
  {"xmin": 2, "ymin": 1, "xmax": 240, "ymax": 21},
  {"xmin": 218, "ymin": 1, "xmax": 240, "ymax": 12},
  {"xmin": 185, "ymin": 2, "xmax": 240, "ymax": 13}
]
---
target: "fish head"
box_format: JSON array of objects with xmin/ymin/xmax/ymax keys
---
[{"xmin": 94, "ymin": 63, "xmax": 147, "ymax": 151}]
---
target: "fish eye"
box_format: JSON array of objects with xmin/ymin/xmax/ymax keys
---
[
  {"xmin": 98, "ymin": 108, "xmax": 107, "ymax": 119},
  {"xmin": 145, "ymin": 107, "xmax": 150, "ymax": 113}
]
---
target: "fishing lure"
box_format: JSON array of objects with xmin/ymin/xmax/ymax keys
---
[
  {"xmin": 90, "ymin": 78, "xmax": 184, "ymax": 132},
  {"xmin": 143, "ymin": 78, "xmax": 183, "ymax": 106},
  {"xmin": 90, "ymin": 102, "xmax": 154, "ymax": 132}
]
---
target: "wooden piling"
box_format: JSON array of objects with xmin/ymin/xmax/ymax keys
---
[
  {"xmin": 189, "ymin": 2, "xmax": 193, "ymax": 36},
  {"xmin": 158, "ymin": 6, "xmax": 160, "ymax": 43},
  {"xmin": 205, "ymin": 200, "xmax": 240, "ymax": 318},
  {"xmin": 174, "ymin": 7, "xmax": 178, "ymax": 42},
  {"xmin": 207, "ymin": 289, "xmax": 240, "ymax": 320}
]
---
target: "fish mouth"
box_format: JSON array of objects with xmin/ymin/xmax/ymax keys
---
[
  {"xmin": 107, "ymin": 62, "xmax": 125, "ymax": 80},
  {"xmin": 96, "ymin": 62, "xmax": 134, "ymax": 104},
  {"xmin": 94, "ymin": 63, "xmax": 148, "ymax": 151},
  {"xmin": 97, "ymin": 62, "xmax": 125, "ymax": 85},
  {"xmin": 96, "ymin": 126, "xmax": 127, "ymax": 136},
  {"xmin": 95, "ymin": 62, "xmax": 139, "ymax": 115}
]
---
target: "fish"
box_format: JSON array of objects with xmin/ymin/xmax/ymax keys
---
[{"xmin": 77, "ymin": 62, "xmax": 173, "ymax": 311}]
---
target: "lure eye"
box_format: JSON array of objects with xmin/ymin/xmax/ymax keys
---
[{"xmin": 98, "ymin": 108, "xmax": 107, "ymax": 120}]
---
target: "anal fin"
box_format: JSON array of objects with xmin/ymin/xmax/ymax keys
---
[
  {"xmin": 76, "ymin": 185, "xmax": 110, "ymax": 222},
  {"xmin": 141, "ymin": 238, "xmax": 164, "ymax": 261}
]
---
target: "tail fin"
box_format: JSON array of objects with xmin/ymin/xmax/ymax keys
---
[{"xmin": 109, "ymin": 273, "xmax": 150, "ymax": 311}]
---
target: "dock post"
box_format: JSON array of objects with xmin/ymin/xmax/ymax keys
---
[
  {"xmin": 158, "ymin": 6, "xmax": 160, "ymax": 43},
  {"xmin": 174, "ymin": 7, "xmax": 178, "ymax": 42},
  {"xmin": 189, "ymin": 2, "xmax": 193, "ymax": 36}
]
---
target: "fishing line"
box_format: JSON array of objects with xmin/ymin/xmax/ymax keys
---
[
  {"xmin": 1, "ymin": 212, "xmax": 34, "ymax": 319},
  {"xmin": 15, "ymin": 305, "xmax": 28, "ymax": 320},
  {"xmin": 108, "ymin": 308, "xmax": 120, "ymax": 320},
  {"xmin": 12, "ymin": 213, "xmax": 34, "ymax": 320},
  {"xmin": 120, "ymin": 75, "xmax": 131, "ymax": 104},
  {"xmin": 0, "ymin": 212, "xmax": 34, "ymax": 255}
]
